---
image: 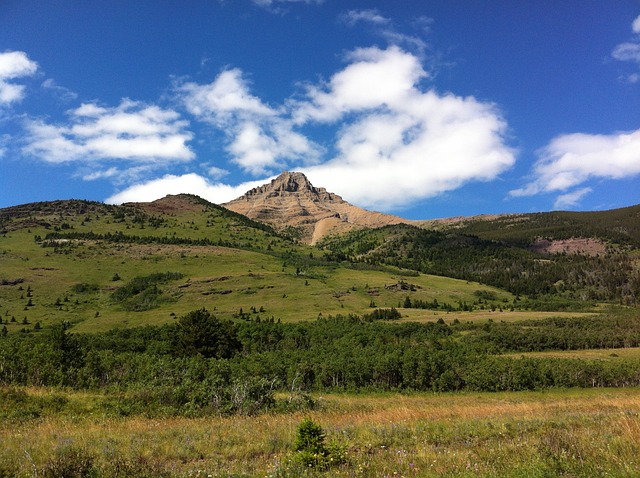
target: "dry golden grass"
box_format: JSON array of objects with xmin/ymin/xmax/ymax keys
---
[
  {"xmin": 504, "ymin": 347, "xmax": 640, "ymax": 360},
  {"xmin": 400, "ymin": 309, "xmax": 597, "ymax": 324},
  {"xmin": 3, "ymin": 388, "xmax": 640, "ymax": 476}
]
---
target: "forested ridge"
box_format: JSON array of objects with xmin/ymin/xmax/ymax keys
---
[
  {"xmin": 320, "ymin": 224, "xmax": 640, "ymax": 306},
  {"xmin": 449, "ymin": 204, "xmax": 640, "ymax": 247}
]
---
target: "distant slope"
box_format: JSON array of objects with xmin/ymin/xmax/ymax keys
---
[
  {"xmin": 318, "ymin": 223, "xmax": 640, "ymax": 306},
  {"xmin": 223, "ymin": 171, "xmax": 410, "ymax": 244},
  {"xmin": 419, "ymin": 204, "xmax": 640, "ymax": 248}
]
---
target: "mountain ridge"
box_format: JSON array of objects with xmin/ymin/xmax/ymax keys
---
[
  {"xmin": 2, "ymin": 172, "xmax": 640, "ymax": 249},
  {"xmin": 223, "ymin": 171, "xmax": 411, "ymax": 244}
]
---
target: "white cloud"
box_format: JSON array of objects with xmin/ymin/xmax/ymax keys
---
[
  {"xmin": 0, "ymin": 51, "xmax": 38, "ymax": 105},
  {"xmin": 181, "ymin": 69, "xmax": 275, "ymax": 124},
  {"xmin": 511, "ymin": 129, "xmax": 640, "ymax": 201},
  {"xmin": 339, "ymin": 9, "xmax": 428, "ymax": 55},
  {"xmin": 207, "ymin": 165, "xmax": 229, "ymax": 179},
  {"xmin": 612, "ymin": 42, "xmax": 640, "ymax": 63},
  {"xmin": 293, "ymin": 46, "xmax": 428, "ymax": 123},
  {"xmin": 340, "ymin": 9, "xmax": 391, "ymax": 27},
  {"xmin": 627, "ymin": 73, "xmax": 640, "ymax": 83},
  {"xmin": 290, "ymin": 46, "xmax": 514, "ymax": 210},
  {"xmin": 41, "ymin": 78, "xmax": 78, "ymax": 102},
  {"xmin": 179, "ymin": 69, "xmax": 321, "ymax": 175},
  {"xmin": 82, "ymin": 167, "xmax": 120, "ymax": 181},
  {"xmin": 23, "ymin": 99, "xmax": 194, "ymax": 164},
  {"xmin": 632, "ymin": 14, "xmax": 640, "ymax": 34},
  {"xmin": 553, "ymin": 187, "xmax": 593, "ymax": 210},
  {"xmin": 106, "ymin": 173, "xmax": 268, "ymax": 204},
  {"xmin": 612, "ymin": 15, "xmax": 640, "ymax": 83}
]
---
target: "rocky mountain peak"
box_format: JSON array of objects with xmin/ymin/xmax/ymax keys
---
[
  {"xmin": 269, "ymin": 171, "xmax": 314, "ymax": 193},
  {"xmin": 223, "ymin": 171, "xmax": 410, "ymax": 244},
  {"xmin": 240, "ymin": 171, "xmax": 337, "ymax": 202}
]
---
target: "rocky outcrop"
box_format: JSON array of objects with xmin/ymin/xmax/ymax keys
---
[{"xmin": 223, "ymin": 171, "xmax": 409, "ymax": 243}]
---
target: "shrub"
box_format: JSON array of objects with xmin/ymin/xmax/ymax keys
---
[
  {"xmin": 293, "ymin": 418, "xmax": 345, "ymax": 470},
  {"xmin": 40, "ymin": 445, "xmax": 96, "ymax": 478}
]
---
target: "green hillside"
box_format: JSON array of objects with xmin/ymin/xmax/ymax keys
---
[
  {"xmin": 3, "ymin": 196, "xmax": 640, "ymax": 477},
  {"xmin": 319, "ymin": 215, "xmax": 640, "ymax": 307},
  {"xmin": 0, "ymin": 195, "xmax": 511, "ymax": 333}
]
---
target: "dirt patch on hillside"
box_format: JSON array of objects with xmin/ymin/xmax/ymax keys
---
[
  {"xmin": 529, "ymin": 238, "xmax": 607, "ymax": 256},
  {"xmin": 140, "ymin": 195, "xmax": 205, "ymax": 215},
  {"xmin": 311, "ymin": 217, "xmax": 362, "ymax": 244}
]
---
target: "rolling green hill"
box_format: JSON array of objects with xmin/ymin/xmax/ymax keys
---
[{"xmin": 0, "ymin": 195, "xmax": 511, "ymax": 333}]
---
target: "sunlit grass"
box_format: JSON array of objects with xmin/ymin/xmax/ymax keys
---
[
  {"xmin": 400, "ymin": 309, "xmax": 598, "ymax": 324},
  {"xmin": 2, "ymin": 387, "xmax": 640, "ymax": 477},
  {"xmin": 505, "ymin": 346, "xmax": 640, "ymax": 360},
  {"xmin": 1, "ymin": 218, "xmax": 514, "ymax": 332}
]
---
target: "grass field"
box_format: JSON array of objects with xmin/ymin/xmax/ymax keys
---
[
  {"xmin": 1, "ymin": 219, "xmax": 516, "ymax": 332},
  {"xmin": 399, "ymin": 309, "xmax": 598, "ymax": 324},
  {"xmin": 2, "ymin": 387, "xmax": 640, "ymax": 477},
  {"xmin": 505, "ymin": 347, "xmax": 640, "ymax": 361}
]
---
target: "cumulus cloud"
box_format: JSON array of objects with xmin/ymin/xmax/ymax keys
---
[
  {"xmin": 511, "ymin": 129, "xmax": 640, "ymax": 207},
  {"xmin": 119, "ymin": 45, "xmax": 514, "ymax": 210},
  {"xmin": 23, "ymin": 99, "xmax": 194, "ymax": 164},
  {"xmin": 106, "ymin": 173, "xmax": 267, "ymax": 204},
  {"xmin": 291, "ymin": 46, "xmax": 514, "ymax": 210},
  {"xmin": 181, "ymin": 69, "xmax": 275, "ymax": 123},
  {"xmin": 293, "ymin": 46, "xmax": 428, "ymax": 123},
  {"xmin": 179, "ymin": 69, "xmax": 321, "ymax": 175},
  {"xmin": 0, "ymin": 50, "xmax": 38, "ymax": 105}
]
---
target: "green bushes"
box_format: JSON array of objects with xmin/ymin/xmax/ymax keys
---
[
  {"xmin": 110, "ymin": 272, "xmax": 183, "ymax": 311},
  {"xmin": 4, "ymin": 308, "xmax": 640, "ymax": 413},
  {"xmin": 40, "ymin": 445, "xmax": 97, "ymax": 478},
  {"xmin": 292, "ymin": 418, "xmax": 345, "ymax": 470}
]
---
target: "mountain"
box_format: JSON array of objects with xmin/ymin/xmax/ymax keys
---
[{"xmin": 223, "ymin": 171, "xmax": 410, "ymax": 244}]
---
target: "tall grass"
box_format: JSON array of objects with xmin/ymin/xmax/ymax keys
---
[{"xmin": 2, "ymin": 387, "xmax": 640, "ymax": 477}]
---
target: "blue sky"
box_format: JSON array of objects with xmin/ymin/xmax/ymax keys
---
[{"xmin": 1, "ymin": 1, "xmax": 639, "ymax": 219}]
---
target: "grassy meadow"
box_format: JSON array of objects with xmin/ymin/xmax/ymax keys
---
[
  {"xmin": 0, "ymin": 200, "xmax": 517, "ymax": 332},
  {"xmin": 2, "ymin": 386, "xmax": 640, "ymax": 477}
]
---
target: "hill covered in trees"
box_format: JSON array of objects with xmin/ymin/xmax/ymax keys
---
[{"xmin": 319, "ymin": 213, "xmax": 640, "ymax": 307}]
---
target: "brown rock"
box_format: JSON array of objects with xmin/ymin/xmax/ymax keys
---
[{"xmin": 223, "ymin": 171, "xmax": 410, "ymax": 244}]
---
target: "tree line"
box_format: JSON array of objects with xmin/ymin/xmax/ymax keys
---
[{"xmin": 2, "ymin": 309, "xmax": 640, "ymax": 416}]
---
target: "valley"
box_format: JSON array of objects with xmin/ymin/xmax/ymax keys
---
[{"xmin": 1, "ymin": 173, "xmax": 640, "ymax": 477}]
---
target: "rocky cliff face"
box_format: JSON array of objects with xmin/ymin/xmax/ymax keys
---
[{"xmin": 223, "ymin": 171, "xmax": 409, "ymax": 243}]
